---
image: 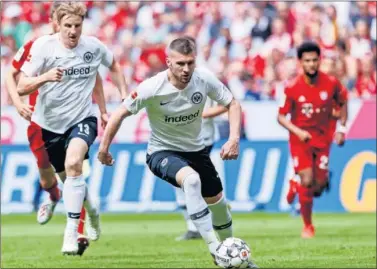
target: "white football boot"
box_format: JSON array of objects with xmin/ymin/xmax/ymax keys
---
[
  {"xmin": 85, "ymin": 210, "xmax": 101, "ymax": 241},
  {"xmin": 61, "ymin": 227, "xmax": 79, "ymax": 255},
  {"xmin": 37, "ymin": 198, "xmax": 58, "ymax": 225}
]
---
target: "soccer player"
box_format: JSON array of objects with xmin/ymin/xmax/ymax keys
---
[
  {"xmin": 17, "ymin": 2, "xmax": 128, "ymax": 254},
  {"xmin": 4, "ymin": 3, "xmax": 105, "ymax": 246},
  {"xmin": 278, "ymin": 42, "xmax": 347, "ymax": 238},
  {"xmin": 98, "ymin": 37, "xmax": 257, "ymax": 268},
  {"xmin": 175, "ymin": 98, "xmax": 227, "ymax": 241}
]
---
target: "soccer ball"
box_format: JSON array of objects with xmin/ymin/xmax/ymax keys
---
[{"xmin": 215, "ymin": 237, "xmax": 251, "ymax": 268}]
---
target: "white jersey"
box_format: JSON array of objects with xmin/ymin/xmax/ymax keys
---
[
  {"xmin": 124, "ymin": 67, "xmax": 233, "ymax": 154},
  {"xmin": 21, "ymin": 33, "xmax": 113, "ymax": 133},
  {"xmin": 201, "ymin": 97, "xmax": 217, "ymax": 146}
]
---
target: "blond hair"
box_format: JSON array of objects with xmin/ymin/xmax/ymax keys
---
[{"xmin": 56, "ymin": 2, "xmax": 87, "ymax": 23}]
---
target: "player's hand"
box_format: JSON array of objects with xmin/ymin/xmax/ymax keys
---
[
  {"xmin": 220, "ymin": 139, "xmax": 239, "ymax": 160},
  {"xmin": 100, "ymin": 113, "xmax": 109, "ymax": 129},
  {"xmin": 15, "ymin": 103, "xmax": 33, "ymax": 121},
  {"xmin": 332, "ymin": 108, "xmax": 341, "ymax": 119},
  {"xmin": 334, "ymin": 132, "xmax": 346, "ymax": 147},
  {"xmin": 44, "ymin": 67, "xmax": 64, "ymax": 82},
  {"xmin": 98, "ymin": 150, "xmax": 114, "ymax": 166},
  {"xmin": 297, "ymin": 129, "xmax": 312, "ymax": 143}
]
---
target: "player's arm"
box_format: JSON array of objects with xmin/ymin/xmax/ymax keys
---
[
  {"xmin": 277, "ymin": 89, "xmax": 312, "ymax": 142},
  {"xmin": 92, "ymin": 73, "xmax": 109, "ymax": 129},
  {"xmin": 17, "ymin": 68, "xmax": 64, "ymax": 96},
  {"xmin": 5, "ymin": 66, "xmax": 33, "ymax": 121},
  {"xmin": 202, "ymin": 105, "xmax": 228, "ymax": 119},
  {"xmin": 334, "ymin": 82, "xmax": 348, "ymax": 146},
  {"xmin": 108, "ymin": 57, "xmax": 128, "ymax": 101},
  {"xmin": 98, "ymin": 105, "xmax": 132, "ymax": 165}
]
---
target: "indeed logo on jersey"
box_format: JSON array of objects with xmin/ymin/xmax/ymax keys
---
[
  {"xmin": 164, "ymin": 110, "xmax": 200, "ymax": 124},
  {"xmin": 63, "ymin": 66, "xmax": 91, "ymax": 78}
]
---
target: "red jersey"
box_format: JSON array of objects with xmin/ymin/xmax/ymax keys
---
[
  {"xmin": 12, "ymin": 38, "xmax": 38, "ymax": 108},
  {"xmin": 279, "ymin": 71, "xmax": 346, "ymax": 148}
]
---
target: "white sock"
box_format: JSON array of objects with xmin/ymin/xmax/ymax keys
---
[
  {"xmin": 176, "ymin": 188, "xmax": 198, "ymax": 232},
  {"xmin": 208, "ymin": 196, "xmax": 233, "ymax": 241},
  {"xmin": 63, "ymin": 175, "xmax": 86, "ymax": 230},
  {"xmin": 182, "ymin": 173, "xmax": 219, "ymax": 253}
]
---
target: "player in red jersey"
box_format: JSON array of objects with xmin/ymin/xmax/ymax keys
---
[
  {"xmin": 278, "ymin": 42, "xmax": 347, "ymax": 238},
  {"xmin": 4, "ymin": 3, "xmax": 107, "ymax": 252}
]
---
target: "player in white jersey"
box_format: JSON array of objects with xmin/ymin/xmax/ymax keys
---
[
  {"xmin": 17, "ymin": 2, "xmax": 128, "ymax": 255},
  {"xmin": 98, "ymin": 37, "xmax": 258, "ymax": 267},
  {"xmin": 175, "ymin": 97, "xmax": 228, "ymax": 241}
]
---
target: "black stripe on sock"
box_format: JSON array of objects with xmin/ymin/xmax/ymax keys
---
[
  {"xmin": 178, "ymin": 205, "xmax": 187, "ymax": 210},
  {"xmin": 68, "ymin": 212, "xmax": 81, "ymax": 219},
  {"xmin": 190, "ymin": 207, "xmax": 210, "ymax": 220},
  {"xmin": 213, "ymin": 220, "xmax": 232, "ymax": 230}
]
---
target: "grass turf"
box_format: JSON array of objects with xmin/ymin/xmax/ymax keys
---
[{"xmin": 1, "ymin": 212, "xmax": 376, "ymax": 268}]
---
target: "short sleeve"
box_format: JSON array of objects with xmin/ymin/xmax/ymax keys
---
[
  {"xmin": 20, "ymin": 38, "xmax": 46, "ymax": 77},
  {"xmin": 94, "ymin": 37, "xmax": 113, "ymax": 68},
  {"xmin": 12, "ymin": 40, "xmax": 34, "ymax": 71},
  {"xmin": 202, "ymin": 68, "xmax": 233, "ymax": 106},
  {"xmin": 122, "ymin": 78, "xmax": 154, "ymax": 114},
  {"xmin": 278, "ymin": 87, "xmax": 293, "ymax": 115}
]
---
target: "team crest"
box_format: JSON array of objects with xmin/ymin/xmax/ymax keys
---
[
  {"xmin": 191, "ymin": 92, "xmax": 203, "ymax": 104},
  {"xmin": 84, "ymin": 52, "xmax": 93, "ymax": 63},
  {"xmin": 319, "ymin": 91, "xmax": 328, "ymax": 100},
  {"xmin": 298, "ymin": 95, "xmax": 306, "ymax": 102}
]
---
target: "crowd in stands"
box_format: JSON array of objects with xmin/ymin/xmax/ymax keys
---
[{"xmin": 1, "ymin": 1, "xmax": 376, "ymax": 105}]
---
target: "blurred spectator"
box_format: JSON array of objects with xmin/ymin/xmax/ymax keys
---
[{"xmin": 1, "ymin": 1, "xmax": 375, "ymax": 105}]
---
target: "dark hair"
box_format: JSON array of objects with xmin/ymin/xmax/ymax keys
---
[
  {"xmin": 297, "ymin": 41, "xmax": 321, "ymax": 59},
  {"xmin": 168, "ymin": 37, "xmax": 196, "ymax": 55}
]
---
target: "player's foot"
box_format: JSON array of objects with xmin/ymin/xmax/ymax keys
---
[
  {"xmin": 77, "ymin": 235, "xmax": 90, "ymax": 256},
  {"xmin": 301, "ymin": 225, "xmax": 315, "ymax": 239},
  {"xmin": 37, "ymin": 198, "xmax": 57, "ymax": 225},
  {"xmin": 245, "ymin": 260, "xmax": 259, "ymax": 268},
  {"xmin": 286, "ymin": 179, "xmax": 298, "ymax": 204},
  {"xmin": 61, "ymin": 228, "xmax": 79, "ymax": 255},
  {"xmin": 175, "ymin": 230, "xmax": 202, "ymax": 241},
  {"xmin": 85, "ymin": 210, "xmax": 101, "ymax": 241}
]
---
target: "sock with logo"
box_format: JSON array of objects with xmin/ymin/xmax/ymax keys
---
[
  {"xmin": 298, "ymin": 185, "xmax": 313, "ymax": 227},
  {"xmin": 182, "ymin": 173, "xmax": 219, "ymax": 254},
  {"xmin": 63, "ymin": 175, "xmax": 86, "ymax": 229},
  {"xmin": 208, "ymin": 196, "xmax": 232, "ymax": 241},
  {"xmin": 176, "ymin": 188, "xmax": 198, "ymax": 232}
]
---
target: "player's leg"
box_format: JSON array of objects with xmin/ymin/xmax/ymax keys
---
[
  {"xmin": 28, "ymin": 122, "xmax": 62, "ymax": 224},
  {"xmin": 312, "ymin": 148, "xmax": 331, "ymax": 198},
  {"xmin": 175, "ymin": 187, "xmax": 201, "ymax": 241},
  {"xmin": 175, "ymin": 145, "xmax": 213, "ymax": 241},
  {"xmin": 290, "ymin": 142, "xmax": 315, "ymax": 238},
  {"xmin": 61, "ymin": 117, "xmax": 98, "ymax": 254},
  {"xmin": 146, "ymin": 151, "xmax": 219, "ymax": 254}
]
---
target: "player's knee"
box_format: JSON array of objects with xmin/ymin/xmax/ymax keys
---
[
  {"xmin": 299, "ymin": 170, "xmax": 314, "ymax": 187},
  {"xmin": 64, "ymin": 156, "xmax": 83, "ymax": 174},
  {"xmin": 204, "ymin": 191, "xmax": 223, "ymax": 204},
  {"xmin": 182, "ymin": 173, "xmax": 201, "ymax": 194}
]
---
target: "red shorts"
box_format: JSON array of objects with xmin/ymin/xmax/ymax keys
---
[
  {"xmin": 289, "ymin": 139, "xmax": 330, "ymax": 183},
  {"xmin": 27, "ymin": 122, "xmax": 51, "ymax": 169}
]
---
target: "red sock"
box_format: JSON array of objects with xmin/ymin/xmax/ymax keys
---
[
  {"xmin": 44, "ymin": 180, "xmax": 60, "ymax": 202},
  {"xmin": 298, "ymin": 186, "xmax": 313, "ymax": 227},
  {"xmin": 78, "ymin": 207, "xmax": 86, "ymax": 235}
]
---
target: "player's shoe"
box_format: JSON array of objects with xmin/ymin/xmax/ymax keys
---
[
  {"xmin": 61, "ymin": 228, "xmax": 79, "ymax": 255},
  {"xmin": 37, "ymin": 198, "xmax": 57, "ymax": 225},
  {"xmin": 175, "ymin": 230, "xmax": 202, "ymax": 241},
  {"xmin": 301, "ymin": 225, "xmax": 315, "ymax": 239},
  {"xmin": 245, "ymin": 260, "xmax": 259, "ymax": 268},
  {"xmin": 77, "ymin": 235, "xmax": 90, "ymax": 256},
  {"xmin": 85, "ymin": 211, "xmax": 101, "ymax": 241},
  {"xmin": 286, "ymin": 179, "xmax": 298, "ymax": 204}
]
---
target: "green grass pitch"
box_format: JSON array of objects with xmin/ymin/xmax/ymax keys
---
[{"xmin": 1, "ymin": 212, "xmax": 376, "ymax": 268}]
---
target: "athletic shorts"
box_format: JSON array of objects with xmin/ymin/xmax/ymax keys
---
[
  {"xmin": 146, "ymin": 146, "xmax": 222, "ymax": 198},
  {"xmin": 290, "ymin": 140, "xmax": 330, "ymax": 183},
  {"xmin": 33, "ymin": 116, "xmax": 98, "ymax": 173}
]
